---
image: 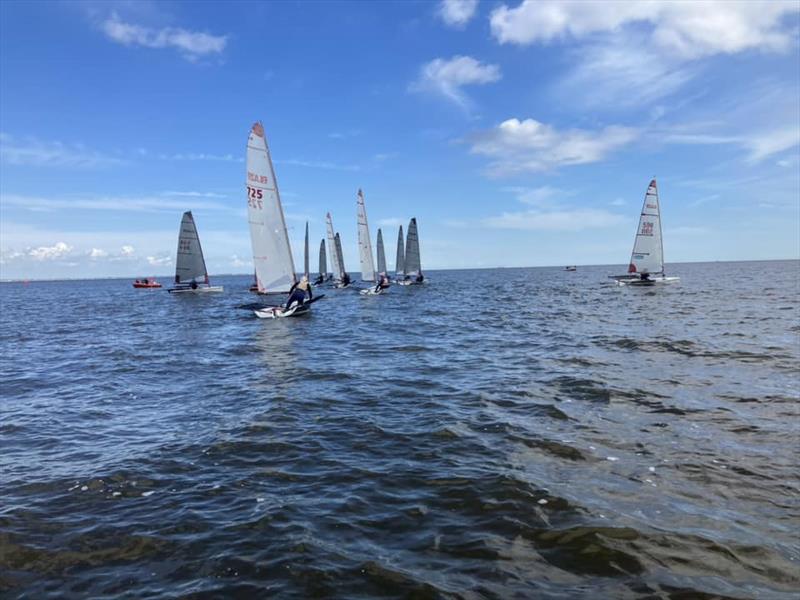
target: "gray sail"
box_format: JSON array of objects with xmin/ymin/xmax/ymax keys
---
[
  {"xmin": 404, "ymin": 218, "xmax": 421, "ymax": 277},
  {"xmin": 319, "ymin": 239, "xmax": 327, "ymax": 278},
  {"xmin": 376, "ymin": 228, "xmax": 386, "ymax": 274},
  {"xmin": 335, "ymin": 232, "xmax": 346, "ymax": 276},
  {"xmin": 304, "ymin": 221, "xmax": 310, "ymax": 279},
  {"xmin": 174, "ymin": 211, "xmax": 209, "ymax": 284},
  {"xmin": 395, "ymin": 225, "xmax": 405, "ymax": 277}
]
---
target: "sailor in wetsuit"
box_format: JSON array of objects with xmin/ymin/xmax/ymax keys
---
[
  {"xmin": 285, "ymin": 276, "xmax": 312, "ymax": 309},
  {"xmin": 313, "ymin": 274, "xmax": 324, "ymax": 285},
  {"xmin": 340, "ymin": 272, "xmax": 351, "ymax": 287},
  {"xmin": 372, "ymin": 273, "xmax": 391, "ymax": 293},
  {"xmin": 415, "ymin": 273, "xmax": 424, "ymax": 283},
  {"xmin": 640, "ymin": 272, "xmax": 651, "ymax": 282}
]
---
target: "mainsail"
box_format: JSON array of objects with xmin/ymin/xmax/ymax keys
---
[
  {"xmin": 326, "ymin": 212, "xmax": 343, "ymax": 281},
  {"xmin": 319, "ymin": 239, "xmax": 327, "ymax": 279},
  {"xmin": 376, "ymin": 229, "xmax": 386, "ymax": 274},
  {"xmin": 357, "ymin": 189, "xmax": 376, "ymax": 281},
  {"xmin": 174, "ymin": 211, "xmax": 209, "ymax": 284},
  {"xmin": 404, "ymin": 218, "xmax": 421, "ymax": 277},
  {"xmin": 395, "ymin": 225, "xmax": 405, "ymax": 277},
  {"xmin": 304, "ymin": 221, "xmax": 310, "ymax": 280},
  {"xmin": 335, "ymin": 233, "xmax": 346, "ymax": 276},
  {"xmin": 628, "ymin": 179, "xmax": 664, "ymax": 275},
  {"xmin": 246, "ymin": 122, "xmax": 296, "ymax": 293}
]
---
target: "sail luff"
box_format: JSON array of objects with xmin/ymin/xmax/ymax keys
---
[
  {"xmin": 356, "ymin": 189, "xmax": 376, "ymax": 281},
  {"xmin": 304, "ymin": 221, "xmax": 310, "ymax": 279},
  {"xmin": 246, "ymin": 122, "xmax": 296, "ymax": 293},
  {"xmin": 404, "ymin": 218, "xmax": 421, "ymax": 277},
  {"xmin": 326, "ymin": 213, "xmax": 342, "ymax": 281},
  {"xmin": 376, "ymin": 229, "xmax": 386, "ymax": 274},
  {"xmin": 395, "ymin": 225, "xmax": 405, "ymax": 277}
]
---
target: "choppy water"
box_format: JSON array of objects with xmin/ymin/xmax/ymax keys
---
[{"xmin": 1, "ymin": 261, "xmax": 798, "ymax": 599}]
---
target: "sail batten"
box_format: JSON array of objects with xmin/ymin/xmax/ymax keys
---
[
  {"xmin": 326, "ymin": 213, "xmax": 342, "ymax": 281},
  {"xmin": 174, "ymin": 211, "xmax": 209, "ymax": 284},
  {"xmin": 376, "ymin": 229, "xmax": 386, "ymax": 274},
  {"xmin": 246, "ymin": 122, "xmax": 296, "ymax": 293},
  {"xmin": 357, "ymin": 189, "xmax": 376, "ymax": 281},
  {"xmin": 628, "ymin": 179, "xmax": 664, "ymax": 275},
  {"xmin": 395, "ymin": 226, "xmax": 405, "ymax": 277},
  {"xmin": 404, "ymin": 218, "xmax": 421, "ymax": 277}
]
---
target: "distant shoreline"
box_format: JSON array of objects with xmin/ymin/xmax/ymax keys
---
[{"xmin": 2, "ymin": 258, "xmax": 797, "ymax": 283}]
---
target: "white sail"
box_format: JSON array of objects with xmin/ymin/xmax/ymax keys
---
[
  {"xmin": 395, "ymin": 225, "xmax": 405, "ymax": 277},
  {"xmin": 335, "ymin": 233, "xmax": 346, "ymax": 276},
  {"xmin": 246, "ymin": 122, "xmax": 296, "ymax": 293},
  {"xmin": 174, "ymin": 211, "xmax": 209, "ymax": 284},
  {"xmin": 628, "ymin": 179, "xmax": 664, "ymax": 275},
  {"xmin": 326, "ymin": 212, "xmax": 342, "ymax": 281},
  {"xmin": 376, "ymin": 229, "xmax": 386, "ymax": 274},
  {"xmin": 404, "ymin": 218, "xmax": 421, "ymax": 277},
  {"xmin": 304, "ymin": 221, "xmax": 310, "ymax": 280},
  {"xmin": 357, "ymin": 189, "xmax": 376, "ymax": 282},
  {"xmin": 319, "ymin": 239, "xmax": 327, "ymax": 279}
]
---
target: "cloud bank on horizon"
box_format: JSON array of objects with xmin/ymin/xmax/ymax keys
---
[{"xmin": 1, "ymin": 0, "xmax": 798, "ymax": 279}]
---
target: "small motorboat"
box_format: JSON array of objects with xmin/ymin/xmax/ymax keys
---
[
  {"xmin": 564, "ymin": 266, "xmax": 577, "ymax": 271},
  {"xmin": 132, "ymin": 278, "xmax": 162, "ymax": 289}
]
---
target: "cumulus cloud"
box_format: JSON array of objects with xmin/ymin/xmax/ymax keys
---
[
  {"xmin": 490, "ymin": 1, "xmax": 799, "ymax": 58},
  {"xmin": 28, "ymin": 242, "xmax": 73, "ymax": 261},
  {"xmin": 485, "ymin": 208, "xmax": 627, "ymax": 231},
  {"xmin": 0, "ymin": 133, "xmax": 126, "ymax": 169},
  {"xmin": 469, "ymin": 118, "xmax": 637, "ymax": 175},
  {"xmin": 101, "ymin": 13, "xmax": 227, "ymax": 61},
  {"xmin": 89, "ymin": 248, "xmax": 108, "ymax": 258},
  {"xmin": 438, "ymin": 0, "xmax": 479, "ymax": 29},
  {"xmin": 410, "ymin": 55, "xmax": 501, "ymax": 108},
  {"xmin": 120, "ymin": 245, "xmax": 135, "ymax": 257},
  {"xmin": 146, "ymin": 255, "xmax": 172, "ymax": 266}
]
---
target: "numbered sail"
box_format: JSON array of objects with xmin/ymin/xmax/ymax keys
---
[
  {"xmin": 174, "ymin": 211, "xmax": 209, "ymax": 284},
  {"xmin": 357, "ymin": 189, "xmax": 376, "ymax": 282},
  {"xmin": 304, "ymin": 221, "xmax": 310, "ymax": 279},
  {"xmin": 326, "ymin": 212, "xmax": 342, "ymax": 281},
  {"xmin": 246, "ymin": 122, "xmax": 296, "ymax": 293},
  {"xmin": 628, "ymin": 179, "xmax": 664, "ymax": 275},
  {"xmin": 404, "ymin": 218, "xmax": 421, "ymax": 277},
  {"xmin": 335, "ymin": 233, "xmax": 346, "ymax": 276},
  {"xmin": 395, "ymin": 225, "xmax": 405, "ymax": 277},
  {"xmin": 319, "ymin": 239, "xmax": 327, "ymax": 279},
  {"xmin": 376, "ymin": 229, "xmax": 386, "ymax": 274}
]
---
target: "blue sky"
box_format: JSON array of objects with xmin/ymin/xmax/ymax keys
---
[{"xmin": 1, "ymin": 0, "xmax": 798, "ymax": 279}]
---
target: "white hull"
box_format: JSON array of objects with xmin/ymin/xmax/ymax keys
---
[
  {"xmin": 168, "ymin": 285, "xmax": 224, "ymax": 294},
  {"xmin": 613, "ymin": 276, "xmax": 679, "ymax": 286},
  {"xmin": 254, "ymin": 304, "xmax": 309, "ymax": 318},
  {"xmin": 360, "ymin": 287, "xmax": 385, "ymax": 295}
]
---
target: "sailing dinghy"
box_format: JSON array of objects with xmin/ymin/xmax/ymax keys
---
[
  {"xmin": 334, "ymin": 232, "xmax": 351, "ymax": 288},
  {"xmin": 326, "ymin": 212, "xmax": 344, "ymax": 285},
  {"xmin": 394, "ymin": 225, "xmax": 405, "ymax": 281},
  {"xmin": 398, "ymin": 217, "xmax": 424, "ymax": 285},
  {"xmin": 315, "ymin": 239, "xmax": 328, "ymax": 284},
  {"xmin": 376, "ymin": 228, "xmax": 387, "ymax": 276},
  {"xmin": 611, "ymin": 178, "xmax": 680, "ymax": 286},
  {"xmin": 357, "ymin": 189, "xmax": 376, "ymax": 283},
  {"xmin": 361, "ymin": 226, "xmax": 391, "ymax": 296},
  {"xmin": 246, "ymin": 121, "xmax": 316, "ymax": 317},
  {"xmin": 168, "ymin": 211, "xmax": 223, "ymax": 293}
]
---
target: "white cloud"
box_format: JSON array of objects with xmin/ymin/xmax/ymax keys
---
[
  {"xmin": 101, "ymin": 12, "xmax": 227, "ymax": 61},
  {"xmin": 160, "ymin": 190, "xmax": 226, "ymax": 198},
  {"xmin": 0, "ymin": 133, "xmax": 126, "ymax": 169},
  {"xmin": 230, "ymin": 254, "xmax": 250, "ymax": 268},
  {"xmin": 89, "ymin": 248, "xmax": 108, "ymax": 258},
  {"xmin": 146, "ymin": 254, "xmax": 172, "ymax": 266},
  {"xmin": 157, "ymin": 152, "xmax": 242, "ymax": 162},
  {"xmin": 438, "ymin": 0, "xmax": 479, "ymax": 29},
  {"xmin": 276, "ymin": 159, "xmax": 360, "ymax": 172},
  {"xmin": 503, "ymin": 185, "xmax": 566, "ymax": 208},
  {"xmin": 121, "ymin": 245, "xmax": 135, "ymax": 257},
  {"xmin": 485, "ymin": 208, "xmax": 627, "ymax": 231},
  {"xmin": 745, "ymin": 127, "xmax": 800, "ymax": 163},
  {"xmin": 469, "ymin": 118, "xmax": 637, "ymax": 175},
  {"xmin": 28, "ymin": 242, "xmax": 73, "ymax": 261},
  {"xmin": 490, "ymin": 1, "xmax": 799, "ymax": 58},
  {"xmin": 410, "ymin": 55, "xmax": 501, "ymax": 108},
  {"xmin": 0, "ymin": 193, "xmax": 228, "ymax": 214}
]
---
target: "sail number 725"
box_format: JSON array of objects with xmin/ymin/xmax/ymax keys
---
[{"xmin": 247, "ymin": 186, "xmax": 263, "ymax": 209}]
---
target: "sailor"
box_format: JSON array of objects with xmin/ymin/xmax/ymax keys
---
[
  {"xmin": 286, "ymin": 276, "xmax": 312, "ymax": 309},
  {"xmin": 341, "ymin": 272, "xmax": 351, "ymax": 287},
  {"xmin": 313, "ymin": 274, "xmax": 324, "ymax": 285},
  {"xmin": 640, "ymin": 272, "xmax": 651, "ymax": 282},
  {"xmin": 373, "ymin": 273, "xmax": 390, "ymax": 293},
  {"xmin": 191, "ymin": 280, "xmax": 198, "ymax": 289},
  {"xmin": 415, "ymin": 273, "xmax": 424, "ymax": 283}
]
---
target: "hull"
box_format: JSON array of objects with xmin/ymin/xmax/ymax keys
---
[
  {"xmin": 360, "ymin": 287, "xmax": 385, "ymax": 296},
  {"xmin": 168, "ymin": 285, "xmax": 224, "ymax": 294},
  {"xmin": 254, "ymin": 304, "xmax": 310, "ymax": 318},
  {"xmin": 132, "ymin": 283, "xmax": 162, "ymax": 289},
  {"xmin": 612, "ymin": 275, "xmax": 679, "ymax": 286}
]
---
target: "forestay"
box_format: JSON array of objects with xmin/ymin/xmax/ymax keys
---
[
  {"xmin": 376, "ymin": 229, "xmax": 386, "ymax": 274},
  {"xmin": 326, "ymin": 213, "xmax": 343, "ymax": 281},
  {"xmin": 175, "ymin": 211, "xmax": 209, "ymax": 284},
  {"xmin": 246, "ymin": 122, "xmax": 296, "ymax": 293},
  {"xmin": 395, "ymin": 225, "xmax": 405, "ymax": 278},
  {"xmin": 404, "ymin": 218, "xmax": 421, "ymax": 277},
  {"xmin": 319, "ymin": 239, "xmax": 327, "ymax": 279},
  {"xmin": 357, "ymin": 189, "xmax": 376, "ymax": 282},
  {"xmin": 628, "ymin": 179, "xmax": 664, "ymax": 275}
]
